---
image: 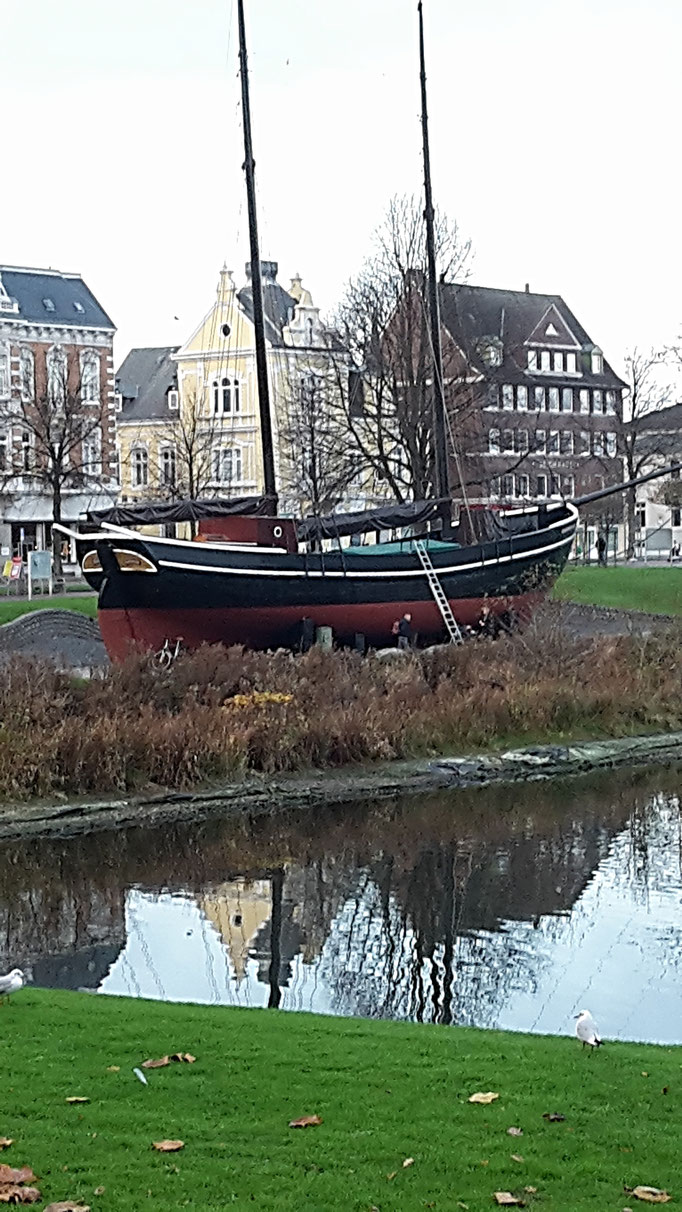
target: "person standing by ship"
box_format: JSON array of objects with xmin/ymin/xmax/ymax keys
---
[{"xmin": 394, "ymin": 612, "xmax": 413, "ymax": 650}]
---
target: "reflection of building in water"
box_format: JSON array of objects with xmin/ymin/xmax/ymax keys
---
[
  {"xmin": 0, "ymin": 885, "xmax": 126, "ymax": 990},
  {"xmin": 199, "ymin": 879, "xmax": 272, "ymax": 982}
]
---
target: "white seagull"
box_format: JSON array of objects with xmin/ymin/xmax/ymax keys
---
[
  {"xmin": 575, "ymin": 1008, "xmax": 603, "ymax": 1049},
  {"xmin": 0, "ymin": 969, "xmax": 25, "ymax": 1005}
]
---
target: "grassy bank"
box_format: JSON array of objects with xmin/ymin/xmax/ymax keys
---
[
  {"xmin": 554, "ymin": 565, "xmax": 682, "ymax": 615},
  {"xmin": 0, "ymin": 593, "xmax": 97, "ymax": 624},
  {"xmin": 0, "ymin": 989, "xmax": 677, "ymax": 1210},
  {"xmin": 2, "ymin": 619, "xmax": 682, "ymax": 801}
]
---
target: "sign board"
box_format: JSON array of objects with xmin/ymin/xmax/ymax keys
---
[
  {"xmin": 10, "ymin": 559, "xmax": 22, "ymax": 580},
  {"xmin": 27, "ymin": 550, "xmax": 52, "ymax": 600},
  {"xmin": 1, "ymin": 547, "xmax": 9, "ymax": 557},
  {"xmin": 645, "ymin": 527, "xmax": 671, "ymax": 555}
]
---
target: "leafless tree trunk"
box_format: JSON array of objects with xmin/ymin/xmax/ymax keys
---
[{"xmin": 619, "ymin": 347, "xmax": 674, "ymax": 558}]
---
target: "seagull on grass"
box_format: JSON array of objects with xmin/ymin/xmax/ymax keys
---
[
  {"xmin": 0, "ymin": 969, "xmax": 25, "ymax": 1005},
  {"xmin": 575, "ymin": 1008, "xmax": 603, "ymax": 1049}
]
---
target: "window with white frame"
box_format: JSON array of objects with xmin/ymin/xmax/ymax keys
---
[
  {"xmin": 489, "ymin": 477, "xmax": 501, "ymax": 498},
  {"xmin": 501, "ymin": 384, "xmax": 514, "ymax": 410},
  {"xmin": 83, "ymin": 427, "xmax": 102, "ymax": 476},
  {"xmin": 536, "ymin": 473, "xmax": 548, "ymax": 497},
  {"xmin": 501, "ymin": 474, "xmax": 514, "ymax": 497},
  {"xmin": 566, "ymin": 352, "xmax": 577, "ymax": 374},
  {"xmin": 488, "ymin": 428, "xmax": 501, "ymax": 454},
  {"xmin": 552, "ymin": 352, "xmax": 563, "ymax": 373},
  {"xmin": 605, "ymin": 390, "xmax": 617, "ymax": 415},
  {"xmin": 502, "ymin": 429, "xmax": 514, "ymax": 453},
  {"xmin": 548, "ymin": 387, "xmax": 560, "ymax": 412},
  {"xmin": 550, "ymin": 474, "xmax": 560, "ymax": 496},
  {"xmin": 527, "ymin": 349, "xmax": 538, "ymax": 371},
  {"xmin": 516, "ymin": 385, "xmax": 528, "ymax": 411},
  {"xmin": 635, "ymin": 503, "xmax": 646, "ymax": 529},
  {"xmin": 579, "ymin": 388, "xmax": 591, "ymax": 414},
  {"xmin": 591, "ymin": 349, "xmax": 603, "ymax": 374},
  {"xmin": 515, "ymin": 428, "xmax": 529, "ymax": 454},
  {"xmin": 593, "ymin": 432, "xmax": 605, "ymax": 456},
  {"xmin": 19, "ymin": 348, "xmax": 34, "ymax": 402},
  {"xmin": 160, "ymin": 445, "xmax": 177, "ymax": 486},
  {"xmin": 516, "ymin": 473, "xmax": 529, "ymax": 497},
  {"xmin": 580, "ymin": 430, "xmax": 591, "ymax": 455},
  {"xmin": 535, "ymin": 429, "xmax": 547, "ymax": 454},
  {"xmin": 168, "ymin": 389, "xmax": 179, "ymax": 411},
  {"xmin": 0, "ymin": 345, "xmax": 10, "ymax": 399},
  {"xmin": 212, "ymin": 378, "xmax": 241, "ymax": 415},
  {"xmin": 606, "ymin": 432, "xmax": 617, "ymax": 457},
  {"xmin": 0, "ymin": 432, "xmax": 7, "ymax": 471},
  {"xmin": 540, "ymin": 350, "xmax": 551, "ymax": 372},
  {"xmin": 80, "ymin": 350, "xmax": 100, "ymax": 404},
  {"xmin": 534, "ymin": 386, "xmax": 545, "ymax": 411},
  {"xmin": 485, "ymin": 384, "xmax": 498, "ymax": 409},
  {"xmin": 559, "ymin": 431, "xmax": 574, "ymax": 455},
  {"xmin": 561, "ymin": 387, "xmax": 573, "ymax": 412},
  {"xmin": 593, "ymin": 390, "xmax": 604, "ymax": 415},
  {"xmin": 212, "ymin": 445, "xmax": 242, "ymax": 484},
  {"xmin": 20, "ymin": 430, "xmax": 32, "ymax": 472},
  {"xmin": 47, "ymin": 346, "xmax": 67, "ymax": 408},
  {"xmin": 562, "ymin": 474, "xmax": 575, "ymax": 497},
  {"xmin": 132, "ymin": 446, "xmax": 149, "ymax": 487},
  {"xmin": 548, "ymin": 431, "xmax": 560, "ymax": 454}
]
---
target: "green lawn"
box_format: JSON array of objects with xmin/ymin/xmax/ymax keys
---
[
  {"xmin": 0, "ymin": 989, "xmax": 678, "ymax": 1210},
  {"xmin": 0, "ymin": 594, "xmax": 97, "ymax": 624},
  {"xmin": 554, "ymin": 565, "xmax": 682, "ymax": 616}
]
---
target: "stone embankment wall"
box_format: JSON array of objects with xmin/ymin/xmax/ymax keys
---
[{"xmin": 0, "ymin": 609, "xmax": 107, "ymax": 668}]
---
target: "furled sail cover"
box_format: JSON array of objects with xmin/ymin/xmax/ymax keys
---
[
  {"xmin": 296, "ymin": 498, "xmax": 450, "ymax": 542},
  {"xmin": 87, "ymin": 496, "xmax": 270, "ymax": 526}
]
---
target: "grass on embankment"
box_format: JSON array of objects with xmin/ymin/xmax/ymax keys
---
[
  {"xmin": 2, "ymin": 619, "xmax": 682, "ymax": 800},
  {"xmin": 0, "ymin": 989, "xmax": 678, "ymax": 1210},
  {"xmin": 554, "ymin": 565, "xmax": 682, "ymax": 615},
  {"xmin": 0, "ymin": 593, "xmax": 97, "ymax": 624}
]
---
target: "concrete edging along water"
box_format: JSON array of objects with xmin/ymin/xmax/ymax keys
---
[{"xmin": 0, "ymin": 729, "xmax": 681, "ymax": 842}]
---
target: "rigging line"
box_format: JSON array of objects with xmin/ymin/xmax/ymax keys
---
[{"xmin": 417, "ymin": 289, "xmax": 473, "ymax": 524}]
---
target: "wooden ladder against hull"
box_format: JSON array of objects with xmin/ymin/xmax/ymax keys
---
[{"xmin": 413, "ymin": 540, "xmax": 464, "ymax": 645}]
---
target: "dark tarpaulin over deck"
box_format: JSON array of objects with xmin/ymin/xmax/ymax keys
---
[
  {"xmin": 295, "ymin": 498, "xmax": 451, "ymax": 542},
  {"xmin": 87, "ymin": 496, "xmax": 270, "ymax": 527}
]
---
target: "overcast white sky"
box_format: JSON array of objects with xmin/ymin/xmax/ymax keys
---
[{"xmin": 1, "ymin": 0, "xmax": 680, "ymax": 377}]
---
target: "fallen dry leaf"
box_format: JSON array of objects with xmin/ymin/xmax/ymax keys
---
[
  {"xmin": 493, "ymin": 1194, "xmax": 524, "ymax": 1207},
  {"xmin": 511, "ymin": 1154, "xmax": 524, "ymax": 1163},
  {"xmin": 542, "ymin": 1112, "xmax": 565, "ymax": 1122},
  {"xmin": 402, "ymin": 1157, "xmax": 414, "ymax": 1168},
  {"xmin": 524, "ymin": 1188, "xmax": 538, "ymax": 1195},
  {"xmin": 0, "ymin": 1167, "xmax": 36, "ymax": 1186},
  {"xmin": 386, "ymin": 1172, "xmax": 397, "ymax": 1182},
  {"xmin": 94, "ymin": 1187, "xmax": 105, "ymax": 1195},
  {"xmin": 0, "ymin": 1143, "xmax": 12, "ymax": 1152},
  {"xmin": 288, "ymin": 1114, "xmax": 322, "ymax": 1128},
  {"xmin": 0, "ymin": 1187, "xmax": 41, "ymax": 1204},
  {"xmin": 507, "ymin": 1127, "xmax": 523, "ymax": 1137},
  {"xmin": 106, "ymin": 1066, "xmax": 120, "ymax": 1073},
  {"xmin": 170, "ymin": 1053, "xmax": 196, "ymax": 1064},
  {"xmin": 44, "ymin": 1204, "xmax": 91, "ymax": 1211},
  {"xmin": 142, "ymin": 1057, "xmax": 170, "ymax": 1070},
  {"xmin": 629, "ymin": 1188, "xmax": 672, "ymax": 1204},
  {"xmin": 469, "ymin": 1092, "xmax": 500, "ymax": 1105},
  {"xmin": 152, "ymin": 1140, "xmax": 184, "ymax": 1153},
  {"xmin": 65, "ymin": 1098, "xmax": 89, "ymax": 1105}
]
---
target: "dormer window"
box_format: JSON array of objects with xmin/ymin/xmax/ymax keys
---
[
  {"xmin": 480, "ymin": 338, "xmax": 503, "ymax": 369},
  {"xmin": 527, "ymin": 349, "xmax": 538, "ymax": 371},
  {"xmin": 540, "ymin": 351, "xmax": 551, "ymax": 371},
  {"xmin": 73, "ymin": 301, "xmax": 85, "ymax": 314},
  {"xmin": 42, "ymin": 298, "xmax": 56, "ymax": 312},
  {"xmin": 591, "ymin": 348, "xmax": 603, "ymax": 374},
  {"xmin": 566, "ymin": 352, "xmax": 577, "ymax": 374},
  {"xmin": 168, "ymin": 389, "xmax": 179, "ymax": 410}
]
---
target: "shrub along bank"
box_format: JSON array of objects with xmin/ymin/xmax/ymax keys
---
[
  {"xmin": 1, "ymin": 615, "xmax": 682, "ymax": 801},
  {"xmin": 0, "ymin": 989, "xmax": 678, "ymax": 1210}
]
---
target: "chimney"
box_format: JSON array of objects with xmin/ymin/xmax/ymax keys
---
[
  {"xmin": 524, "ymin": 283, "xmax": 530, "ymax": 293},
  {"xmin": 245, "ymin": 260, "xmax": 278, "ymax": 283}
]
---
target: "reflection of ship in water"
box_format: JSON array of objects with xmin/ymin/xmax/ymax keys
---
[{"xmin": 0, "ymin": 767, "xmax": 677, "ymax": 1024}]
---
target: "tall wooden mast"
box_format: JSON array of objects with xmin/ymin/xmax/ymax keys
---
[
  {"xmin": 418, "ymin": 0, "xmax": 450, "ymax": 503},
  {"xmin": 237, "ymin": 0, "xmax": 278, "ymax": 507}
]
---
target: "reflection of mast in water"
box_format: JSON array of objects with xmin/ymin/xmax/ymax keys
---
[{"xmin": 268, "ymin": 868, "xmax": 284, "ymax": 1009}]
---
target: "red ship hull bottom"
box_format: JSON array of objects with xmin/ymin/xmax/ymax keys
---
[{"xmin": 97, "ymin": 592, "xmax": 545, "ymax": 662}]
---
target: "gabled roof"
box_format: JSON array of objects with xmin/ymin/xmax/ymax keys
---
[
  {"xmin": 631, "ymin": 402, "xmax": 682, "ymax": 433},
  {"xmin": 0, "ymin": 265, "xmax": 115, "ymax": 330},
  {"xmin": 237, "ymin": 280, "xmax": 296, "ymax": 347},
  {"xmin": 116, "ymin": 347, "xmax": 179, "ymax": 421},
  {"xmin": 439, "ymin": 283, "xmax": 626, "ymax": 388}
]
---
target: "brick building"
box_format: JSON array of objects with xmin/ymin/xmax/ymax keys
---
[
  {"xmin": 439, "ymin": 284, "xmax": 626, "ymax": 510},
  {"xmin": 0, "ymin": 266, "xmax": 117, "ymax": 563}
]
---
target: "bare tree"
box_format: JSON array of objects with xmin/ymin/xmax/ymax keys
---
[
  {"xmin": 328, "ymin": 194, "xmax": 474, "ymax": 502},
  {"xmin": 619, "ymin": 347, "xmax": 674, "ymax": 557},
  {"xmin": 0, "ymin": 347, "xmax": 109, "ymax": 577},
  {"xmin": 277, "ymin": 365, "xmax": 360, "ymax": 517}
]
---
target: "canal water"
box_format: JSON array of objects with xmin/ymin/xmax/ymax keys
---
[{"xmin": 2, "ymin": 766, "xmax": 681, "ymax": 1043}]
